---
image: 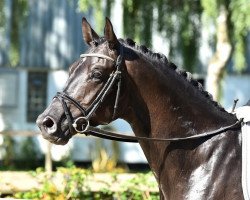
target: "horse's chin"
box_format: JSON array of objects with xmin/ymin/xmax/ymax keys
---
[
  {"xmin": 40, "ymin": 126, "xmax": 72, "ymax": 145},
  {"xmin": 49, "ymin": 136, "xmax": 70, "ymax": 145}
]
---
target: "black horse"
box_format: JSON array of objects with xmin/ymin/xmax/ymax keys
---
[{"xmin": 37, "ymin": 18, "xmax": 243, "ymax": 199}]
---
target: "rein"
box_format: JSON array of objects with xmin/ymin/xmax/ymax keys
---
[
  {"xmin": 75, "ymin": 119, "xmax": 242, "ymax": 143},
  {"xmin": 55, "ymin": 48, "xmax": 242, "ymax": 143}
]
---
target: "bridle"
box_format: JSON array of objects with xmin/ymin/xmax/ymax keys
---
[
  {"xmin": 55, "ymin": 45, "xmax": 242, "ymax": 143},
  {"xmin": 55, "ymin": 47, "xmax": 124, "ymax": 137}
]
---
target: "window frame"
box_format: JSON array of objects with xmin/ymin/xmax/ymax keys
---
[{"xmin": 26, "ymin": 71, "xmax": 48, "ymax": 123}]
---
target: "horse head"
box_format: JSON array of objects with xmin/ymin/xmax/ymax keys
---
[{"xmin": 36, "ymin": 18, "xmax": 128, "ymax": 145}]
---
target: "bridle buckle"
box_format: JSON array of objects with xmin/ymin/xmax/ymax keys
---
[{"xmin": 72, "ymin": 117, "xmax": 90, "ymax": 134}]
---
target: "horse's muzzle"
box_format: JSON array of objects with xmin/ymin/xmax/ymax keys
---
[{"xmin": 36, "ymin": 114, "xmax": 71, "ymax": 145}]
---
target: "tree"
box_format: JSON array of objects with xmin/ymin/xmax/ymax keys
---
[
  {"xmin": 202, "ymin": 0, "xmax": 250, "ymax": 100},
  {"xmin": 205, "ymin": 5, "xmax": 232, "ymax": 101}
]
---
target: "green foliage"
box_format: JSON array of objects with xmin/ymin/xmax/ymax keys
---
[
  {"xmin": 15, "ymin": 179, "xmax": 63, "ymax": 199},
  {"xmin": 78, "ymin": 0, "xmax": 202, "ymax": 72},
  {"xmin": 0, "ymin": 1, "xmax": 5, "ymax": 28},
  {"xmin": 14, "ymin": 166, "xmax": 159, "ymax": 199},
  {"xmin": 156, "ymin": 0, "xmax": 202, "ymax": 71},
  {"xmin": 230, "ymin": 0, "xmax": 250, "ymax": 72},
  {"xmin": 123, "ymin": 0, "xmax": 153, "ymax": 47},
  {"xmin": 78, "ymin": 0, "xmax": 250, "ymax": 73},
  {"xmin": 59, "ymin": 166, "xmax": 92, "ymax": 199},
  {"xmin": 116, "ymin": 173, "xmax": 159, "ymax": 200},
  {"xmin": 1, "ymin": 0, "xmax": 249, "ymax": 72},
  {"xmin": 0, "ymin": 0, "xmax": 29, "ymax": 66},
  {"xmin": 18, "ymin": 137, "xmax": 42, "ymax": 169},
  {"xmin": 105, "ymin": 0, "xmax": 115, "ymax": 18},
  {"xmin": 0, "ymin": 136, "xmax": 43, "ymax": 170},
  {"xmin": 78, "ymin": 0, "xmax": 114, "ymax": 33},
  {"xmin": 9, "ymin": 0, "xmax": 29, "ymax": 66},
  {"xmin": 201, "ymin": 0, "xmax": 219, "ymax": 20},
  {"xmin": 0, "ymin": 135, "xmax": 16, "ymax": 169},
  {"xmin": 202, "ymin": 0, "xmax": 250, "ymax": 72}
]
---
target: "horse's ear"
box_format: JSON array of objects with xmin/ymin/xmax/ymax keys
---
[
  {"xmin": 104, "ymin": 17, "xmax": 118, "ymax": 50},
  {"xmin": 82, "ymin": 17, "xmax": 99, "ymax": 46}
]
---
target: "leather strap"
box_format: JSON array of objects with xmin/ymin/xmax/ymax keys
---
[
  {"xmin": 80, "ymin": 53, "xmax": 115, "ymax": 62},
  {"xmin": 82, "ymin": 119, "xmax": 242, "ymax": 143}
]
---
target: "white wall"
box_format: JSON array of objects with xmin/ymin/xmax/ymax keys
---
[
  {"xmin": 0, "ymin": 69, "xmax": 29, "ymax": 131},
  {"xmin": 222, "ymin": 75, "xmax": 250, "ymax": 109}
]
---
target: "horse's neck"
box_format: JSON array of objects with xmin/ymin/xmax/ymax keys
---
[
  {"xmin": 124, "ymin": 59, "xmax": 236, "ymax": 138},
  {"xmin": 123, "ymin": 58, "xmax": 242, "ymax": 199}
]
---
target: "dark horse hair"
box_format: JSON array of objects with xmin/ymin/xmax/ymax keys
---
[
  {"xmin": 117, "ymin": 37, "xmax": 226, "ymax": 113},
  {"xmin": 92, "ymin": 36, "xmax": 227, "ymax": 113}
]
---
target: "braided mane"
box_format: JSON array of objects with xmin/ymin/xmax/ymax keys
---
[
  {"xmin": 91, "ymin": 36, "xmax": 227, "ymax": 112},
  {"xmin": 119, "ymin": 38, "xmax": 226, "ymax": 112}
]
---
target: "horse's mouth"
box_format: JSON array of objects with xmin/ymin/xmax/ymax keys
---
[
  {"xmin": 39, "ymin": 125, "xmax": 72, "ymax": 145},
  {"xmin": 41, "ymin": 128, "xmax": 72, "ymax": 145},
  {"xmin": 37, "ymin": 116, "xmax": 74, "ymax": 145},
  {"xmin": 42, "ymin": 132, "xmax": 70, "ymax": 145}
]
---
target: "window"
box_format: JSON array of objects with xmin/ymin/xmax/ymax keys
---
[{"xmin": 27, "ymin": 72, "xmax": 47, "ymax": 122}]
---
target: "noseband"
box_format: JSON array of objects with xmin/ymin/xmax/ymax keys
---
[{"xmin": 54, "ymin": 46, "xmax": 242, "ymax": 143}]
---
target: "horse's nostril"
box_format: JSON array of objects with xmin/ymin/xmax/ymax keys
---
[
  {"xmin": 41, "ymin": 117, "xmax": 57, "ymax": 134},
  {"xmin": 43, "ymin": 117, "xmax": 54, "ymax": 128}
]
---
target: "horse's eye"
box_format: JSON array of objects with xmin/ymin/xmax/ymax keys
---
[{"xmin": 91, "ymin": 71, "xmax": 103, "ymax": 80}]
